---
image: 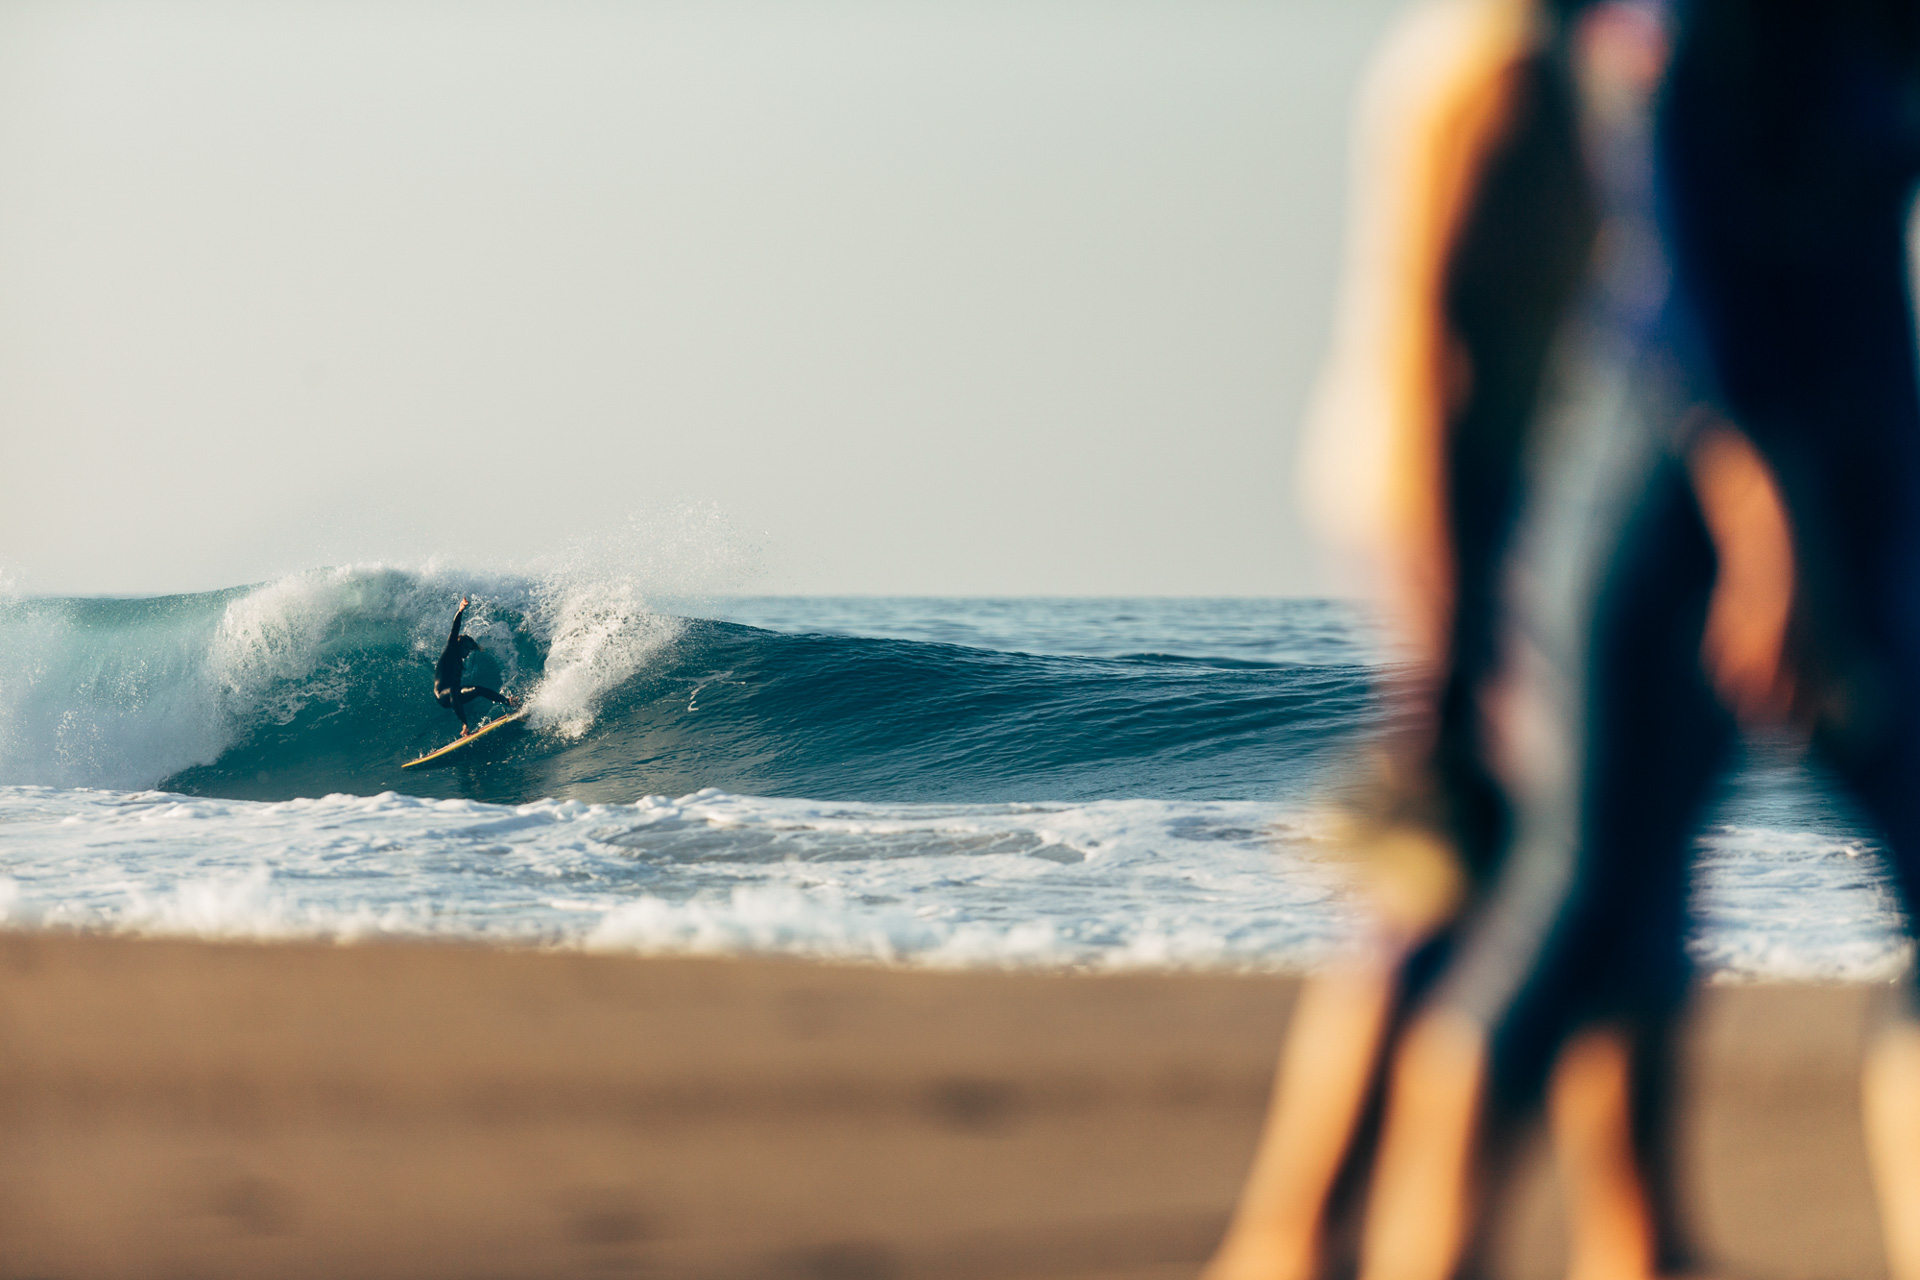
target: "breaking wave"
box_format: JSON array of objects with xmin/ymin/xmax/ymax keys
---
[{"xmin": 0, "ymin": 567, "xmax": 1381, "ymax": 805}]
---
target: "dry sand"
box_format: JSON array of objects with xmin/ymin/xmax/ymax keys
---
[{"xmin": 0, "ymin": 931, "xmax": 1894, "ymax": 1279}]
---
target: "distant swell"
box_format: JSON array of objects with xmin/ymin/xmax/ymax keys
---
[{"xmin": 0, "ymin": 570, "xmax": 1381, "ymax": 805}]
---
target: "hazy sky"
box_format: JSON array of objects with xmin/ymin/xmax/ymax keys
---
[{"xmin": 0, "ymin": 0, "xmax": 1404, "ymax": 597}]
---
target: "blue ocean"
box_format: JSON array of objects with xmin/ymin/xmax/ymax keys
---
[{"xmin": 0, "ymin": 566, "xmax": 1907, "ymax": 979}]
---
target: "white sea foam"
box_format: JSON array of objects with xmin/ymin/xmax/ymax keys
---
[
  {"xmin": 0, "ymin": 785, "xmax": 1361, "ymax": 969},
  {"xmin": 524, "ymin": 572, "xmax": 681, "ymax": 739},
  {"xmin": 1691, "ymin": 825, "xmax": 1915, "ymax": 982},
  {"xmin": 0, "ymin": 784, "xmax": 1905, "ymax": 980}
]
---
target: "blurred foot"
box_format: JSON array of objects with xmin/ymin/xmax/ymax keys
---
[
  {"xmin": 1359, "ymin": 1010, "xmax": 1487, "ymax": 1280},
  {"xmin": 1551, "ymin": 1029, "xmax": 1659, "ymax": 1280},
  {"xmin": 1202, "ymin": 1226, "xmax": 1315, "ymax": 1280},
  {"xmin": 1204, "ymin": 964, "xmax": 1403, "ymax": 1280},
  {"xmin": 1866, "ymin": 1021, "xmax": 1920, "ymax": 1280}
]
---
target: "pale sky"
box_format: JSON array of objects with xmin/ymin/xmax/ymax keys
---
[{"xmin": 0, "ymin": 0, "xmax": 1404, "ymax": 597}]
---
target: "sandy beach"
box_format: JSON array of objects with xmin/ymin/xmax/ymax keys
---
[{"xmin": 0, "ymin": 932, "xmax": 1895, "ymax": 1279}]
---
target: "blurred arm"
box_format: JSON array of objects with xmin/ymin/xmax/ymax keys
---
[
  {"xmin": 1207, "ymin": 9, "xmax": 1539, "ymax": 1280},
  {"xmin": 1688, "ymin": 423, "xmax": 1796, "ymax": 725},
  {"xmin": 1297, "ymin": 0, "xmax": 1535, "ymax": 672}
]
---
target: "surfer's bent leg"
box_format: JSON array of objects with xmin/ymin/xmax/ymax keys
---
[
  {"xmin": 440, "ymin": 688, "xmax": 473, "ymax": 732},
  {"xmin": 460, "ymin": 686, "xmax": 509, "ymax": 707}
]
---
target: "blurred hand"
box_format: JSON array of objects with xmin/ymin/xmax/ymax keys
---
[{"xmin": 1689, "ymin": 423, "xmax": 1796, "ymax": 725}]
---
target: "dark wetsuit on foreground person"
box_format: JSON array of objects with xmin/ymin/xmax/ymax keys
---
[
  {"xmin": 435, "ymin": 597, "xmax": 516, "ymax": 737},
  {"xmin": 1338, "ymin": 4, "xmax": 1745, "ymax": 1274},
  {"xmin": 1662, "ymin": 2, "xmax": 1920, "ymax": 1267},
  {"xmin": 1206, "ymin": 3, "xmax": 1617, "ymax": 1276},
  {"xmin": 1359, "ymin": 4, "xmax": 1920, "ymax": 1279},
  {"xmin": 1211, "ymin": 1, "xmax": 1910, "ymax": 1277}
]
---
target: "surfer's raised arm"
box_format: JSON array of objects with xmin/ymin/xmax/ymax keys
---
[{"xmin": 428, "ymin": 595, "xmax": 516, "ymax": 742}]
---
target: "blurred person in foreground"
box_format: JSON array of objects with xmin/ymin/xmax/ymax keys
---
[
  {"xmin": 1207, "ymin": 0, "xmax": 1920, "ymax": 1277},
  {"xmin": 1660, "ymin": 4, "xmax": 1920, "ymax": 1274},
  {"xmin": 1213, "ymin": 0, "xmax": 1694, "ymax": 1273}
]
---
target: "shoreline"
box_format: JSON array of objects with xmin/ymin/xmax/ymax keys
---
[{"xmin": 0, "ymin": 931, "xmax": 1894, "ymax": 1278}]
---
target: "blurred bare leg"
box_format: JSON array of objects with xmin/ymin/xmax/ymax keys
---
[
  {"xmin": 1864, "ymin": 1020, "xmax": 1920, "ymax": 1280},
  {"xmin": 1550, "ymin": 1029, "xmax": 1659, "ymax": 1280},
  {"xmin": 1204, "ymin": 959, "xmax": 1401, "ymax": 1280},
  {"xmin": 1358, "ymin": 1009, "xmax": 1487, "ymax": 1280}
]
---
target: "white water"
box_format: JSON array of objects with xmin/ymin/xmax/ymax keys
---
[
  {"xmin": 0, "ymin": 784, "xmax": 1906, "ymax": 980},
  {"xmin": 0, "ymin": 786, "xmax": 1357, "ymax": 968}
]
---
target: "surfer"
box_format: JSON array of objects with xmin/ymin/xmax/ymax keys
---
[{"xmin": 435, "ymin": 597, "xmax": 517, "ymax": 737}]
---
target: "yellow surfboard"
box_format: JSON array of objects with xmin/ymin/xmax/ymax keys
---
[{"xmin": 402, "ymin": 707, "xmax": 531, "ymax": 769}]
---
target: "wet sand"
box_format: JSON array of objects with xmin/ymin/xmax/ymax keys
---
[{"xmin": 0, "ymin": 932, "xmax": 1893, "ymax": 1279}]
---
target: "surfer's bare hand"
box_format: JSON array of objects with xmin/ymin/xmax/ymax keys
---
[{"xmin": 459, "ymin": 596, "xmax": 470, "ymax": 609}]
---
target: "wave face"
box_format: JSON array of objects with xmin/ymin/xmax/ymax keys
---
[{"xmin": 0, "ymin": 570, "xmax": 1382, "ymax": 805}]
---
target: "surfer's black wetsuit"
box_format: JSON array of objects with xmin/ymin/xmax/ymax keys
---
[{"xmin": 435, "ymin": 600, "xmax": 510, "ymax": 733}]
